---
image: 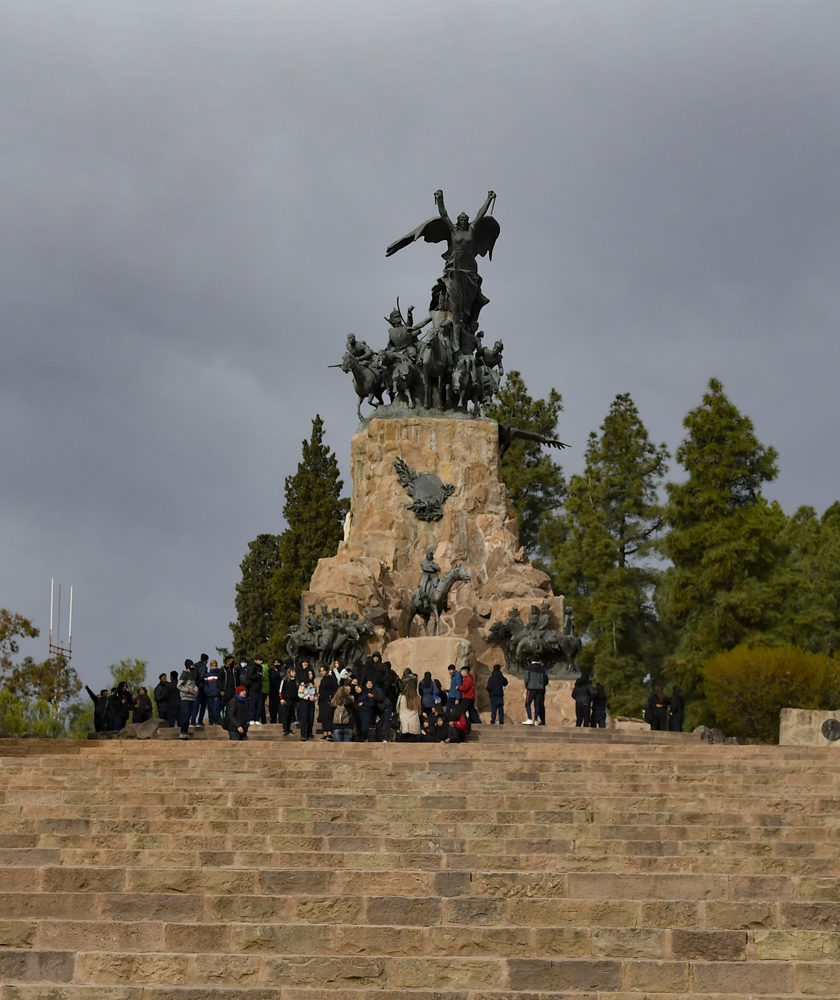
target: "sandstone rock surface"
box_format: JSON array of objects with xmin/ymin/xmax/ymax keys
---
[{"xmin": 305, "ymin": 417, "xmax": 566, "ymax": 670}]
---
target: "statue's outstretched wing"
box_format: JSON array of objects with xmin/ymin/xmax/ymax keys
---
[
  {"xmin": 393, "ymin": 457, "xmax": 419, "ymax": 493},
  {"xmin": 498, "ymin": 424, "xmax": 570, "ymax": 456},
  {"xmin": 386, "ymin": 217, "xmax": 451, "ymax": 257},
  {"xmin": 473, "ymin": 216, "xmax": 501, "ymax": 260}
]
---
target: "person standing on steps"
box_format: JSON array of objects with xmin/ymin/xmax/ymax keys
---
[
  {"xmin": 297, "ymin": 668, "xmax": 317, "ymax": 741},
  {"xmin": 590, "ymin": 683, "xmax": 608, "ymax": 729},
  {"xmin": 571, "ymin": 672, "xmax": 595, "ymax": 728},
  {"xmin": 318, "ymin": 663, "xmax": 339, "ymax": 740},
  {"xmin": 191, "ymin": 653, "xmax": 210, "ymax": 728},
  {"xmin": 268, "ymin": 659, "xmax": 285, "ymax": 725},
  {"xmin": 446, "ymin": 664, "xmax": 462, "ymax": 714},
  {"xmin": 670, "ymin": 685, "xmax": 685, "ymax": 732},
  {"xmin": 330, "ymin": 685, "xmax": 354, "ymax": 742},
  {"xmin": 372, "ymin": 675, "xmax": 393, "ymax": 742},
  {"xmin": 132, "ymin": 687, "xmax": 153, "ymax": 724},
  {"xmin": 279, "ymin": 666, "xmax": 299, "ymax": 735},
  {"xmin": 227, "ymin": 686, "xmax": 250, "ymax": 741},
  {"xmin": 246, "ymin": 656, "xmax": 264, "ymax": 725},
  {"xmin": 85, "ymin": 685, "xmax": 110, "ymax": 732},
  {"xmin": 220, "ymin": 657, "xmax": 238, "ymax": 725},
  {"xmin": 177, "ymin": 660, "xmax": 198, "ymax": 740},
  {"xmin": 522, "ymin": 659, "xmax": 547, "ymax": 726},
  {"xmin": 486, "ymin": 663, "xmax": 508, "ymax": 724},
  {"xmin": 168, "ymin": 670, "xmax": 181, "ymax": 728},
  {"xmin": 203, "ymin": 659, "xmax": 223, "ymax": 726},
  {"xmin": 650, "ymin": 688, "xmax": 670, "ymax": 731},
  {"xmin": 356, "ymin": 679, "xmax": 376, "ymax": 741},
  {"xmin": 259, "ymin": 657, "xmax": 270, "ymax": 724},
  {"xmin": 153, "ymin": 674, "xmax": 172, "ymax": 726},
  {"xmin": 456, "ymin": 664, "xmax": 481, "ymax": 723}
]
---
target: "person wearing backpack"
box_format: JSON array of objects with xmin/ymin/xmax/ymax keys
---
[
  {"xmin": 227, "ymin": 686, "xmax": 250, "ymax": 741},
  {"xmin": 331, "ymin": 685, "xmax": 354, "ymax": 742}
]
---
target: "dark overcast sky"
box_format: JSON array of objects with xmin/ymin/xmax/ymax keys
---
[{"xmin": 2, "ymin": 1, "xmax": 839, "ymax": 690}]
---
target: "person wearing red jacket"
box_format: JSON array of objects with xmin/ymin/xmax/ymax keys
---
[
  {"xmin": 447, "ymin": 710, "xmax": 470, "ymax": 743},
  {"xmin": 456, "ymin": 665, "xmax": 481, "ymax": 724}
]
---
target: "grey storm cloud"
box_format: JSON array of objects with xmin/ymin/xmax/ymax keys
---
[{"xmin": 2, "ymin": 1, "xmax": 839, "ymax": 687}]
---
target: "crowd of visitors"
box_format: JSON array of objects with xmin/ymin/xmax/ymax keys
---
[
  {"xmin": 91, "ymin": 655, "xmax": 695, "ymax": 740},
  {"xmin": 88, "ymin": 652, "xmax": 509, "ymax": 743}
]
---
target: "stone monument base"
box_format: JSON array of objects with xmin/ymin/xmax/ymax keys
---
[
  {"xmin": 383, "ymin": 636, "xmax": 580, "ymax": 726},
  {"xmin": 304, "ymin": 416, "xmax": 572, "ymax": 678}
]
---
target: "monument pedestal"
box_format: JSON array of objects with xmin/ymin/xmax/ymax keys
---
[
  {"xmin": 305, "ymin": 415, "xmax": 564, "ymax": 678},
  {"xmin": 383, "ymin": 635, "xmax": 579, "ymax": 724}
]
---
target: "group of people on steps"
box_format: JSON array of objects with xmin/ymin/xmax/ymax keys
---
[{"xmin": 164, "ymin": 652, "xmax": 494, "ymax": 743}]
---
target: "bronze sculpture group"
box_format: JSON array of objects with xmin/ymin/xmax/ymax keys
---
[
  {"xmin": 286, "ymin": 606, "xmax": 374, "ymax": 669},
  {"xmin": 337, "ymin": 190, "xmax": 505, "ymax": 419},
  {"xmin": 487, "ymin": 601, "xmax": 582, "ymax": 678}
]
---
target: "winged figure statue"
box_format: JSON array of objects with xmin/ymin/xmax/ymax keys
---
[{"xmin": 387, "ymin": 189, "xmax": 500, "ymax": 347}]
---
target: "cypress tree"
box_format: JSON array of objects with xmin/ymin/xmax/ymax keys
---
[
  {"xmin": 230, "ymin": 533, "xmax": 282, "ymax": 660},
  {"xmin": 485, "ymin": 371, "xmax": 566, "ymax": 558},
  {"xmin": 658, "ymin": 378, "xmax": 784, "ymax": 715},
  {"xmin": 545, "ymin": 393, "xmax": 670, "ymax": 715},
  {"xmin": 269, "ymin": 416, "xmax": 350, "ymax": 644}
]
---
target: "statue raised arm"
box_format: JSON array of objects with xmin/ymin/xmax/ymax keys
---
[{"xmin": 386, "ymin": 189, "xmax": 500, "ymax": 344}]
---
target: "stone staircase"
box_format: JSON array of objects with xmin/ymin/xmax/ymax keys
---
[{"xmin": 0, "ymin": 734, "xmax": 838, "ymax": 998}]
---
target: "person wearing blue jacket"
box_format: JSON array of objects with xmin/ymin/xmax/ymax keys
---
[
  {"xmin": 203, "ymin": 659, "xmax": 224, "ymax": 726},
  {"xmin": 446, "ymin": 664, "xmax": 462, "ymax": 713}
]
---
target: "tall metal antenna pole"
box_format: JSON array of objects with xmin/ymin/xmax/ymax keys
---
[
  {"xmin": 50, "ymin": 579, "xmax": 54, "ymax": 651},
  {"xmin": 68, "ymin": 587, "xmax": 73, "ymax": 656}
]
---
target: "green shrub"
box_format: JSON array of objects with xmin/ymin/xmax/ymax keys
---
[{"xmin": 702, "ymin": 644, "xmax": 840, "ymax": 743}]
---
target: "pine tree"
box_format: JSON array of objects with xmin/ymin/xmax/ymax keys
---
[
  {"xmin": 658, "ymin": 378, "xmax": 784, "ymax": 715},
  {"xmin": 545, "ymin": 393, "xmax": 670, "ymax": 715},
  {"xmin": 230, "ymin": 533, "xmax": 282, "ymax": 660},
  {"xmin": 268, "ymin": 416, "xmax": 350, "ymax": 645},
  {"xmin": 485, "ymin": 371, "xmax": 566, "ymax": 558},
  {"xmin": 770, "ymin": 504, "xmax": 840, "ymax": 654}
]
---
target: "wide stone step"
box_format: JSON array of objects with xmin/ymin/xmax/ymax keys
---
[
  {"xmin": 5, "ymin": 917, "xmax": 840, "ymax": 963},
  {"xmin": 0, "ymin": 949, "xmax": 838, "ymax": 994},
  {"xmin": 1, "ymin": 889, "xmax": 836, "ymax": 930},
  {"xmin": 2, "ymin": 866, "xmax": 836, "ymax": 898},
  {"xmin": 5, "ymin": 895, "xmax": 840, "ymax": 931},
  {"xmin": 1, "ymin": 989, "xmax": 838, "ymax": 1000}
]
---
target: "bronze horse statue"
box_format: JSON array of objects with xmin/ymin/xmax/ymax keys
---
[{"xmin": 407, "ymin": 565, "xmax": 471, "ymax": 636}]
